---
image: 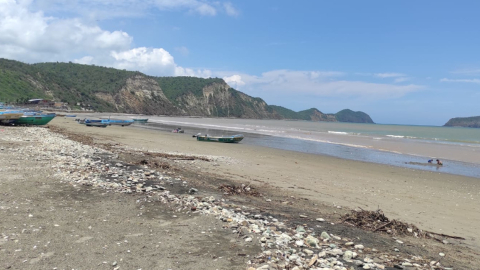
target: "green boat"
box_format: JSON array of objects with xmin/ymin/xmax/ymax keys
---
[
  {"xmin": 196, "ymin": 134, "xmax": 244, "ymax": 143},
  {"xmin": 15, "ymin": 114, "xmax": 56, "ymax": 125},
  {"xmin": 133, "ymin": 118, "xmax": 148, "ymax": 123}
]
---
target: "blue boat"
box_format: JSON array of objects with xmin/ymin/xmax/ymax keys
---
[{"xmin": 104, "ymin": 119, "xmax": 134, "ymax": 126}]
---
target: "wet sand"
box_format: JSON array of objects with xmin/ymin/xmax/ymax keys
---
[
  {"xmin": 51, "ymin": 117, "xmax": 480, "ymax": 251},
  {"xmin": 2, "ymin": 117, "xmax": 480, "ymax": 269}
]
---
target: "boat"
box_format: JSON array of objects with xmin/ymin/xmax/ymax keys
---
[
  {"xmin": 65, "ymin": 115, "xmax": 77, "ymax": 117},
  {"xmin": 84, "ymin": 119, "xmax": 108, "ymax": 127},
  {"xmin": 196, "ymin": 134, "xmax": 244, "ymax": 143},
  {"xmin": 0, "ymin": 111, "xmax": 24, "ymax": 124},
  {"xmin": 172, "ymin": 128, "xmax": 184, "ymax": 133},
  {"xmin": 15, "ymin": 114, "xmax": 56, "ymax": 125},
  {"xmin": 105, "ymin": 119, "xmax": 134, "ymax": 126},
  {"xmin": 133, "ymin": 118, "xmax": 148, "ymax": 123}
]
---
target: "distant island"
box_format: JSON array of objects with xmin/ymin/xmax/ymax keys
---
[
  {"xmin": 0, "ymin": 58, "xmax": 374, "ymax": 124},
  {"xmin": 444, "ymin": 116, "xmax": 480, "ymax": 128}
]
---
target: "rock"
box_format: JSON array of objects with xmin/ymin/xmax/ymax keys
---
[
  {"xmin": 439, "ymin": 252, "xmax": 445, "ymax": 257},
  {"xmin": 299, "ymin": 214, "xmax": 307, "ymax": 218},
  {"xmin": 316, "ymin": 218, "xmax": 325, "ymax": 222},
  {"xmin": 343, "ymin": 250, "xmax": 354, "ymax": 261},
  {"xmin": 305, "ymin": 235, "xmax": 319, "ymax": 247},
  {"xmin": 320, "ymin": 231, "xmax": 330, "ymax": 240},
  {"xmin": 345, "ymin": 241, "xmax": 354, "ymax": 246},
  {"xmin": 308, "ymin": 254, "xmax": 318, "ymax": 267},
  {"xmin": 354, "ymin": 244, "xmax": 364, "ymax": 250},
  {"xmin": 188, "ymin": 188, "xmax": 198, "ymax": 194},
  {"xmin": 245, "ymin": 237, "xmax": 253, "ymax": 242},
  {"xmin": 396, "ymin": 240, "xmax": 404, "ymax": 244},
  {"xmin": 295, "ymin": 240, "xmax": 304, "ymax": 247},
  {"xmin": 296, "ymin": 226, "xmax": 306, "ymax": 233}
]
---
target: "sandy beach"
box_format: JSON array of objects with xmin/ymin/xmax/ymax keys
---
[{"xmin": 1, "ymin": 117, "xmax": 479, "ymax": 269}]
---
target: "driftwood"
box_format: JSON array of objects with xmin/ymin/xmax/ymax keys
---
[
  {"xmin": 219, "ymin": 184, "xmax": 261, "ymax": 197},
  {"xmin": 341, "ymin": 209, "xmax": 464, "ymax": 240},
  {"xmin": 143, "ymin": 152, "xmax": 211, "ymax": 161}
]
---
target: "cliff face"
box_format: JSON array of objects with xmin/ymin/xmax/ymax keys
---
[
  {"xmin": 0, "ymin": 59, "xmax": 373, "ymax": 122},
  {"xmin": 168, "ymin": 81, "xmax": 280, "ymax": 118},
  {"xmin": 444, "ymin": 116, "xmax": 480, "ymax": 128},
  {"xmin": 94, "ymin": 75, "xmax": 181, "ymax": 115}
]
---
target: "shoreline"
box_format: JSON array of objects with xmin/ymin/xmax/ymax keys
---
[
  {"xmin": 3, "ymin": 117, "xmax": 478, "ymax": 269},
  {"xmin": 51, "ymin": 119, "xmax": 480, "ymax": 249}
]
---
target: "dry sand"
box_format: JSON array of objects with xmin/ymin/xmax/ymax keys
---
[{"xmin": 51, "ymin": 118, "xmax": 480, "ymax": 250}]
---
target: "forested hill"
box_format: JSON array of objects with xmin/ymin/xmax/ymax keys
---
[
  {"xmin": 270, "ymin": 106, "xmax": 374, "ymax": 123},
  {"xmin": 0, "ymin": 58, "xmax": 374, "ymax": 123},
  {"xmin": 444, "ymin": 116, "xmax": 480, "ymax": 128}
]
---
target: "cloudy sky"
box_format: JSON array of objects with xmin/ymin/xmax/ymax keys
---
[{"xmin": 1, "ymin": 0, "xmax": 479, "ymax": 125}]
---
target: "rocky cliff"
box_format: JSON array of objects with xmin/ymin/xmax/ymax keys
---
[
  {"xmin": 444, "ymin": 116, "xmax": 480, "ymax": 128},
  {"xmin": 0, "ymin": 58, "xmax": 372, "ymax": 122}
]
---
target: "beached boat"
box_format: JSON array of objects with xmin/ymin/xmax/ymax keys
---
[
  {"xmin": 65, "ymin": 115, "xmax": 77, "ymax": 117},
  {"xmin": 106, "ymin": 119, "xmax": 134, "ymax": 126},
  {"xmin": 84, "ymin": 119, "xmax": 108, "ymax": 127},
  {"xmin": 133, "ymin": 118, "xmax": 148, "ymax": 123},
  {"xmin": 15, "ymin": 114, "xmax": 56, "ymax": 125},
  {"xmin": 0, "ymin": 111, "xmax": 24, "ymax": 124},
  {"xmin": 196, "ymin": 134, "xmax": 244, "ymax": 143},
  {"xmin": 172, "ymin": 128, "xmax": 184, "ymax": 133}
]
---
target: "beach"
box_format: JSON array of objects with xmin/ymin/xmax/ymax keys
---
[{"xmin": 1, "ymin": 117, "xmax": 479, "ymax": 269}]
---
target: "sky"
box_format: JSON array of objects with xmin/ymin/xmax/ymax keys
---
[{"xmin": 0, "ymin": 0, "xmax": 479, "ymax": 125}]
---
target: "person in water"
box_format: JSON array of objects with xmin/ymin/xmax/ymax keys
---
[
  {"xmin": 428, "ymin": 159, "xmax": 433, "ymax": 163},
  {"xmin": 436, "ymin": 159, "xmax": 443, "ymax": 165}
]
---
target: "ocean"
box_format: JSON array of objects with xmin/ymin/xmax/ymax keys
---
[{"xmin": 96, "ymin": 114, "xmax": 480, "ymax": 178}]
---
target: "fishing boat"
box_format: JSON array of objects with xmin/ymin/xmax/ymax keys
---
[
  {"xmin": 15, "ymin": 114, "xmax": 56, "ymax": 125},
  {"xmin": 0, "ymin": 110, "xmax": 24, "ymax": 124},
  {"xmin": 133, "ymin": 118, "xmax": 148, "ymax": 123},
  {"xmin": 105, "ymin": 119, "xmax": 134, "ymax": 126},
  {"xmin": 196, "ymin": 134, "xmax": 244, "ymax": 143},
  {"xmin": 84, "ymin": 119, "xmax": 108, "ymax": 127}
]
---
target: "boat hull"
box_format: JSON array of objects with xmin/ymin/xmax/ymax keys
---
[
  {"xmin": 133, "ymin": 119, "xmax": 148, "ymax": 123},
  {"xmin": 15, "ymin": 115, "xmax": 55, "ymax": 125},
  {"xmin": 196, "ymin": 135, "xmax": 244, "ymax": 143}
]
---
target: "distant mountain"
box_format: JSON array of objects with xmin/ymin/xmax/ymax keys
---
[
  {"xmin": 271, "ymin": 106, "xmax": 374, "ymax": 123},
  {"xmin": 444, "ymin": 116, "xmax": 480, "ymax": 128},
  {"xmin": 335, "ymin": 109, "xmax": 374, "ymax": 123},
  {"xmin": 0, "ymin": 58, "xmax": 374, "ymax": 123}
]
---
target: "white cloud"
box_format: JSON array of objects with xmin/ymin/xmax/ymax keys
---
[
  {"xmin": 174, "ymin": 46, "xmax": 189, "ymax": 56},
  {"xmin": 450, "ymin": 69, "xmax": 480, "ymax": 75},
  {"xmin": 0, "ymin": 0, "xmax": 133, "ymax": 62},
  {"xmin": 223, "ymin": 2, "xmax": 239, "ymax": 17},
  {"xmin": 374, "ymin": 73, "xmax": 406, "ymax": 78},
  {"xmin": 110, "ymin": 47, "xmax": 176, "ymax": 74},
  {"xmin": 440, "ymin": 78, "xmax": 480, "ymax": 84},
  {"xmin": 224, "ymin": 70, "xmax": 423, "ymax": 99},
  {"xmin": 0, "ymin": 0, "xmax": 210, "ymax": 77},
  {"xmin": 223, "ymin": 75, "xmax": 245, "ymax": 88},
  {"xmin": 30, "ymin": 0, "xmax": 238, "ymax": 18},
  {"xmin": 394, "ymin": 77, "xmax": 410, "ymax": 83}
]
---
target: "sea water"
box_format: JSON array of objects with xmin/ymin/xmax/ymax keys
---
[{"xmin": 96, "ymin": 114, "xmax": 480, "ymax": 178}]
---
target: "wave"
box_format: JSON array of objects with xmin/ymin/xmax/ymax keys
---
[{"xmin": 328, "ymin": 131, "xmax": 348, "ymax": 135}]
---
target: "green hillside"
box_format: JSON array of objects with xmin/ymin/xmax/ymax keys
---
[
  {"xmin": 444, "ymin": 116, "xmax": 480, "ymax": 128},
  {"xmin": 335, "ymin": 109, "xmax": 374, "ymax": 123}
]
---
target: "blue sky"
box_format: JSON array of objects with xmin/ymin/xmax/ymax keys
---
[{"xmin": 1, "ymin": 0, "xmax": 479, "ymax": 125}]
